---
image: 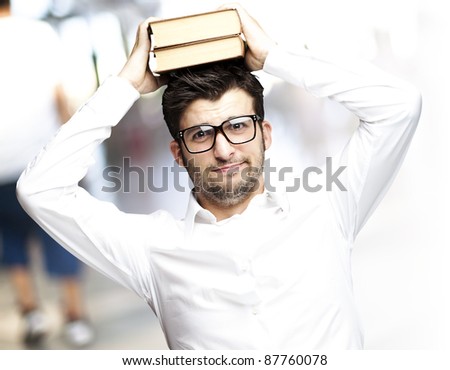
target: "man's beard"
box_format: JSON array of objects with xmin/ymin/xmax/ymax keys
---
[{"xmin": 183, "ymin": 140, "xmax": 265, "ymax": 208}]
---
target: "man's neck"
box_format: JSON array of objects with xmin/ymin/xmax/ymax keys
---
[{"xmin": 196, "ymin": 180, "xmax": 265, "ymax": 222}]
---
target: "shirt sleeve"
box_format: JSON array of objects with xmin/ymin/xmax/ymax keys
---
[
  {"xmin": 16, "ymin": 76, "xmax": 162, "ymax": 301},
  {"xmin": 263, "ymin": 45, "xmax": 422, "ymax": 241}
]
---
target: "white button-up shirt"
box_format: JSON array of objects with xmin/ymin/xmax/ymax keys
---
[{"xmin": 17, "ymin": 45, "xmax": 421, "ymax": 349}]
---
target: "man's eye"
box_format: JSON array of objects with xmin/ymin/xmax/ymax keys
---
[
  {"xmin": 231, "ymin": 122, "xmax": 244, "ymax": 130},
  {"xmin": 190, "ymin": 127, "xmax": 213, "ymax": 141},
  {"xmin": 193, "ymin": 131, "xmax": 205, "ymax": 139},
  {"xmin": 226, "ymin": 118, "xmax": 251, "ymax": 131}
]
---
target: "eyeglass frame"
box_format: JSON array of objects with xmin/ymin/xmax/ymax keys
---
[{"xmin": 175, "ymin": 114, "xmax": 262, "ymax": 154}]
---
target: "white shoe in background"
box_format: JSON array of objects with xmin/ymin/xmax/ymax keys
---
[
  {"xmin": 63, "ymin": 319, "xmax": 95, "ymax": 348},
  {"xmin": 23, "ymin": 309, "xmax": 48, "ymax": 346}
]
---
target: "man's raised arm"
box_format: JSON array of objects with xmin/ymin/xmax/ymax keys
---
[
  {"xmin": 16, "ymin": 17, "xmax": 167, "ymax": 298},
  {"xmin": 263, "ymin": 45, "xmax": 421, "ymax": 241}
]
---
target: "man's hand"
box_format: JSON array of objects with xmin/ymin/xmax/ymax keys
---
[
  {"xmin": 118, "ymin": 17, "xmax": 166, "ymax": 94},
  {"xmin": 218, "ymin": 3, "xmax": 277, "ymax": 71}
]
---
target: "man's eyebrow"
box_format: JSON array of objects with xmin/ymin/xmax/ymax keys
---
[{"xmin": 185, "ymin": 115, "xmax": 243, "ymax": 128}]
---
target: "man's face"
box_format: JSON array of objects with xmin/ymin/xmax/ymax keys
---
[{"xmin": 170, "ymin": 88, "xmax": 272, "ymax": 209}]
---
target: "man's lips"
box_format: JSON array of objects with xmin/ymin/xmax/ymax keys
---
[{"xmin": 212, "ymin": 162, "xmax": 245, "ymax": 174}]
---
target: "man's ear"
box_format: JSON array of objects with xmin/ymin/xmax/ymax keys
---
[
  {"xmin": 170, "ymin": 140, "xmax": 185, "ymax": 167},
  {"xmin": 261, "ymin": 120, "xmax": 273, "ymax": 151}
]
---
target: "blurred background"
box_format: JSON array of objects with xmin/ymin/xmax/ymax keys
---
[{"xmin": 0, "ymin": 0, "xmax": 448, "ymax": 350}]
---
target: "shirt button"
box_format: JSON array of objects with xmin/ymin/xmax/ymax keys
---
[{"xmin": 252, "ymin": 307, "xmax": 259, "ymax": 315}]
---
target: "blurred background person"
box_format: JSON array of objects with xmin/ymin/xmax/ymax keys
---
[{"xmin": 0, "ymin": 0, "xmax": 94, "ymax": 348}]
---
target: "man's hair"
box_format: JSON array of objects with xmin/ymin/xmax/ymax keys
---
[
  {"xmin": 0, "ymin": 0, "xmax": 10, "ymax": 8},
  {"xmin": 162, "ymin": 60, "xmax": 265, "ymax": 139}
]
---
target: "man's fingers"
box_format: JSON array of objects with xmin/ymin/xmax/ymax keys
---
[
  {"xmin": 143, "ymin": 16, "xmax": 162, "ymax": 42},
  {"xmin": 133, "ymin": 16, "xmax": 161, "ymax": 52}
]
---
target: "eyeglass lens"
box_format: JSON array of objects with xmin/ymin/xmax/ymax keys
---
[{"xmin": 183, "ymin": 115, "xmax": 256, "ymax": 153}]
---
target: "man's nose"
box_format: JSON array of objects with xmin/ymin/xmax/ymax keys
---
[{"xmin": 213, "ymin": 131, "xmax": 235, "ymax": 160}]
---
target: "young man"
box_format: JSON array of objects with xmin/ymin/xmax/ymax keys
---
[{"xmin": 17, "ymin": 5, "xmax": 421, "ymax": 349}]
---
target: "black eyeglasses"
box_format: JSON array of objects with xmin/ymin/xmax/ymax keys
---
[{"xmin": 176, "ymin": 115, "xmax": 261, "ymax": 154}]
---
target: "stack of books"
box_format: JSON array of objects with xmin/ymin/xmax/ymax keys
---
[{"xmin": 147, "ymin": 9, "xmax": 245, "ymax": 74}]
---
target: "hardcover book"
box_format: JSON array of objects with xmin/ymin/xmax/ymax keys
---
[{"xmin": 148, "ymin": 9, "xmax": 245, "ymax": 74}]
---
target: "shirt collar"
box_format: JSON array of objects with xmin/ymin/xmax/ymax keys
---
[{"xmin": 183, "ymin": 189, "xmax": 290, "ymax": 236}]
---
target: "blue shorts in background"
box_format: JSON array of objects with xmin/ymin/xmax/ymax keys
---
[{"xmin": 0, "ymin": 182, "xmax": 81, "ymax": 277}]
